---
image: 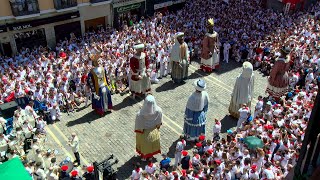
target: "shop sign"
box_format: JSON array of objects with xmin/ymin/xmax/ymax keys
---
[
  {"xmin": 8, "ymin": 11, "xmax": 80, "ymax": 31},
  {"xmin": 117, "ymin": 3, "xmax": 141, "ymax": 13},
  {"xmin": 11, "ymin": 24, "xmax": 32, "ymax": 31},
  {"xmin": 113, "ymin": 0, "xmax": 144, "ymax": 8},
  {"xmin": 154, "ymin": 1, "xmax": 173, "ymax": 10}
]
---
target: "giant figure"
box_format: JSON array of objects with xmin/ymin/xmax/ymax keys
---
[
  {"xmin": 229, "ymin": 62, "xmax": 254, "ymax": 118},
  {"xmin": 183, "ymin": 79, "xmax": 209, "ymax": 141},
  {"xmin": 200, "ymin": 18, "xmax": 220, "ymax": 72},
  {"xmin": 130, "ymin": 44, "xmax": 151, "ymax": 98},
  {"xmin": 87, "ymin": 59, "xmax": 112, "ymax": 116},
  {"xmin": 170, "ymin": 32, "xmax": 189, "ymax": 83},
  {"xmin": 135, "ymin": 95, "xmax": 162, "ymax": 161},
  {"xmin": 266, "ymin": 46, "xmax": 291, "ymax": 100}
]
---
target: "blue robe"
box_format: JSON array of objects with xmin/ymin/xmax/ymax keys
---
[
  {"xmin": 87, "ymin": 70, "xmax": 113, "ymax": 115},
  {"xmin": 183, "ymin": 91, "xmax": 209, "ymax": 138}
]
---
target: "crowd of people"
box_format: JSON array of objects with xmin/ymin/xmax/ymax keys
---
[{"xmin": 0, "ymin": 0, "xmax": 319, "ymax": 179}]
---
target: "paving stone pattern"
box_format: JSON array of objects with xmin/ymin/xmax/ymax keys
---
[{"xmin": 45, "ymin": 60, "xmax": 268, "ymax": 179}]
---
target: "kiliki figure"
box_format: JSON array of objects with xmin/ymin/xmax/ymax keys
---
[
  {"xmin": 87, "ymin": 59, "xmax": 113, "ymax": 116},
  {"xmin": 200, "ymin": 18, "xmax": 220, "ymax": 72},
  {"xmin": 266, "ymin": 46, "xmax": 291, "ymax": 101},
  {"xmin": 170, "ymin": 32, "xmax": 189, "ymax": 83},
  {"xmin": 129, "ymin": 43, "xmax": 152, "ymax": 99},
  {"xmin": 183, "ymin": 79, "xmax": 209, "ymax": 141},
  {"xmin": 228, "ymin": 62, "xmax": 254, "ymax": 118},
  {"xmin": 135, "ymin": 95, "xmax": 162, "ymax": 161}
]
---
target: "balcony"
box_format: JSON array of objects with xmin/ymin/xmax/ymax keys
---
[
  {"xmin": 54, "ymin": 0, "xmax": 78, "ymax": 10},
  {"xmin": 9, "ymin": 0, "xmax": 40, "ymax": 17}
]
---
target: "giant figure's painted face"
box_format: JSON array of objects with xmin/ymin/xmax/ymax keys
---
[{"xmin": 96, "ymin": 67, "xmax": 104, "ymax": 79}]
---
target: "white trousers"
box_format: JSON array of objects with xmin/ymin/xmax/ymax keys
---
[
  {"xmin": 236, "ymin": 118, "xmax": 246, "ymax": 130},
  {"xmin": 85, "ymin": 93, "xmax": 91, "ymax": 106},
  {"xmin": 253, "ymin": 110, "xmax": 261, "ymax": 119},
  {"xmin": 174, "ymin": 151, "xmax": 182, "ymax": 166},
  {"xmin": 160, "ymin": 63, "xmax": 167, "ymax": 77},
  {"xmin": 224, "ymin": 50, "xmax": 229, "ymax": 63}
]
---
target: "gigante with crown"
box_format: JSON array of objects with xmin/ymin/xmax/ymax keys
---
[
  {"xmin": 200, "ymin": 18, "xmax": 220, "ymax": 72},
  {"xmin": 87, "ymin": 54, "xmax": 113, "ymax": 116}
]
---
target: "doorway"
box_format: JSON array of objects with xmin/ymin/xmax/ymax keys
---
[
  {"xmin": 2, "ymin": 42, "xmax": 12, "ymax": 57},
  {"xmin": 14, "ymin": 29, "xmax": 47, "ymax": 51},
  {"xmin": 85, "ymin": 17, "xmax": 106, "ymax": 33},
  {"xmin": 54, "ymin": 21, "xmax": 81, "ymax": 42}
]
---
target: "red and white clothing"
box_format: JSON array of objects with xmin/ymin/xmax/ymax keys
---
[
  {"xmin": 237, "ymin": 107, "xmax": 249, "ymax": 130},
  {"xmin": 129, "ymin": 53, "xmax": 151, "ymax": 94},
  {"xmin": 212, "ymin": 121, "xmax": 221, "ymax": 135},
  {"xmin": 145, "ymin": 163, "xmax": 156, "ymax": 175},
  {"xmin": 174, "ymin": 139, "xmax": 186, "ymax": 166},
  {"xmin": 131, "ymin": 168, "xmax": 143, "ymax": 180},
  {"xmin": 266, "ymin": 57, "xmax": 290, "ymax": 99},
  {"xmin": 249, "ymin": 170, "xmax": 259, "ymax": 179},
  {"xmin": 262, "ymin": 168, "xmax": 275, "ymax": 180},
  {"xmin": 254, "ymin": 100, "xmax": 264, "ymax": 118},
  {"xmin": 200, "ymin": 32, "xmax": 220, "ymax": 72}
]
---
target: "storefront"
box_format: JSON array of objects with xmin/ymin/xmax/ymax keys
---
[
  {"xmin": 54, "ymin": 21, "xmax": 81, "ymax": 42},
  {"xmin": 78, "ymin": 2, "xmax": 112, "ymax": 33},
  {"xmin": 146, "ymin": 0, "xmax": 185, "ymax": 16},
  {"xmin": 85, "ymin": 17, "xmax": 106, "ymax": 32},
  {"xmin": 14, "ymin": 28, "xmax": 47, "ymax": 50},
  {"xmin": 0, "ymin": 25, "xmax": 11, "ymax": 56},
  {"xmin": 5, "ymin": 11, "xmax": 80, "ymax": 53},
  {"xmin": 112, "ymin": 0, "xmax": 146, "ymax": 29}
]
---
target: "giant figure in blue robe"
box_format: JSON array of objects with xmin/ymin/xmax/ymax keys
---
[{"xmin": 87, "ymin": 60, "xmax": 112, "ymax": 115}]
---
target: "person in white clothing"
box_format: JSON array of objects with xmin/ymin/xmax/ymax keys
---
[
  {"xmin": 248, "ymin": 165, "xmax": 259, "ymax": 179},
  {"xmin": 223, "ymin": 41, "xmax": 231, "ymax": 63},
  {"xmin": 131, "ymin": 163, "xmax": 143, "ymax": 180},
  {"xmin": 48, "ymin": 103, "xmax": 61, "ymax": 122},
  {"xmin": 237, "ymin": 104, "xmax": 250, "ymax": 131},
  {"xmin": 212, "ymin": 119, "xmax": 221, "ymax": 140},
  {"xmin": 262, "ymin": 162, "xmax": 275, "ymax": 179},
  {"xmin": 253, "ymin": 96, "xmax": 264, "ymax": 119},
  {"xmin": 174, "ymin": 135, "xmax": 186, "ymax": 167},
  {"xmin": 84, "ymin": 84, "xmax": 91, "ymax": 107},
  {"xmin": 145, "ymin": 159, "xmax": 156, "ymax": 175},
  {"xmin": 68, "ymin": 132, "xmax": 80, "ymax": 166},
  {"xmin": 24, "ymin": 101, "xmax": 38, "ymax": 127},
  {"xmin": 47, "ymin": 167, "xmax": 59, "ymax": 180},
  {"xmin": 149, "ymin": 63, "xmax": 160, "ymax": 84},
  {"xmin": 34, "ymin": 162, "xmax": 46, "ymax": 180}
]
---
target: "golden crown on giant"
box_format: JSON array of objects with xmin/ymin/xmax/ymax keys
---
[{"xmin": 208, "ymin": 18, "xmax": 214, "ymax": 26}]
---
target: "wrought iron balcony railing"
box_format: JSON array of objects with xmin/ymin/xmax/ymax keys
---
[
  {"xmin": 9, "ymin": 0, "xmax": 40, "ymax": 17},
  {"xmin": 54, "ymin": 0, "xmax": 78, "ymax": 10}
]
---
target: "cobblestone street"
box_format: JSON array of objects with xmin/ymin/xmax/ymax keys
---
[{"xmin": 45, "ymin": 60, "xmax": 268, "ymax": 179}]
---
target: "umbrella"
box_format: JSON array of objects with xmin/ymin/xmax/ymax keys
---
[{"xmin": 243, "ymin": 136, "xmax": 264, "ymax": 150}]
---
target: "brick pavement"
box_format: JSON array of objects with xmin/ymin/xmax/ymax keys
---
[{"xmin": 44, "ymin": 60, "xmax": 268, "ymax": 179}]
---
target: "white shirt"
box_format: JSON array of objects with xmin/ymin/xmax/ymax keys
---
[
  {"xmin": 176, "ymin": 140, "xmax": 186, "ymax": 152},
  {"xmin": 131, "ymin": 168, "xmax": 142, "ymax": 180},
  {"xmin": 70, "ymin": 136, "xmax": 79, "ymax": 152},
  {"xmin": 239, "ymin": 107, "xmax": 249, "ymax": 120},
  {"xmin": 255, "ymin": 100, "xmax": 263, "ymax": 112},
  {"xmin": 145, "ymin": 164, "xmax": 156, "ymax": 174},
  {"xmin": 48, "ymin": 107, "xmax": 61, "ymax": 119},
  {"xmin": 224, "ymin": 42, "xmax": 231, "ymax": 52},
  {"xmin": 213, "ymin": 122, "xmax": 221, "ymax": 134}
]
